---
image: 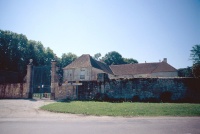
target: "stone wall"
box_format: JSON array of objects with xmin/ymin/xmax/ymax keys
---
[
  {"xmin": 54, "ymin": 84, "xmax": 73, "ymax": 100},
  {"xmin": 54, "ymin": 78, "xmax": 200, "ymax": 102},
  {"xmin": 0, "ymin": 83, "xmax": 28, "ymax": 99}
]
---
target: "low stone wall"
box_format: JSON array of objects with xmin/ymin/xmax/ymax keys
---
[
  {"xmin": 104, "ymin": 78, "xmax": 200, "ymax": 102},
  {"xmin": 0, "ymin": 83, "xmax": 28, "ymax": 99},
  {"xmin": 54, "ymin": 78, "xmax": 200, "ymax": 102}
]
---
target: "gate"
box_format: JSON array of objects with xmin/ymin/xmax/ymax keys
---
[{"xmin": 31, "ymin": 66, "xmax": 51, "ymax": 99}]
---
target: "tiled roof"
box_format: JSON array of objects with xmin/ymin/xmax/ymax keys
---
[
  {"xmin": 110, "ymin": 62, "xmax": 177, "ymax": 76},
  {"xmin": 63, "ymin": 54, "xmax": 177, "ymax": 76},
  {"xmin": 63, "ymin": 54, "xmax": 113, "ymax": 74}
]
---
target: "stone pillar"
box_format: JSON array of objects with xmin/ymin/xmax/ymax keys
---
[
  {"xmin": 26, "ymin": 59, "xmax": 33, "ymax": 99},
  {"xmin": 50, "ymin": 61, "xmax": 56, "ymax": 100}
]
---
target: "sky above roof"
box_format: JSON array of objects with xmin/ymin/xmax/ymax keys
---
[{"xmin": 0, "ymin": 0, "xmax": 199, "ymax": 69}]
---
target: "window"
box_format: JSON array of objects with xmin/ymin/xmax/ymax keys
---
[
  {"xmin": 80, "ymin": 68, "xmax": 86, "ymax": 79},
  {"xmin": 80, "ymin": 75, "xmax": 85, "ymax": 79}
]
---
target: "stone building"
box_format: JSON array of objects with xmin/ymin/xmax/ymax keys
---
[
  {"xmin": 63, "ymin": 54, "xmax": 113, "ymax": 82},
  {"xmin": 63, "ymin": 55, "xmax": 178, "ymax": 82},
  {"xmin": 110, "ymin": 58, "xmax": 178, "ymax": 79}
]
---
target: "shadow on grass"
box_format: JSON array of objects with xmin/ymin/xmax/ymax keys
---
[{"xmin": 57, "ymin": 98, "xmax": 71, "ymax": 103}]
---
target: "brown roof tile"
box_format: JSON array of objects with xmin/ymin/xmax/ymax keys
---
[
  {"xmin": 110, "ymin": 62, "xmax": 177, "ymax": 76},
  {"xmin": 63, "ymin": 54, "xmax": 113, "ymax": 74},
  {"xmin": 64, "ymin": 54, "xmax": 177, "ymax": 76}
]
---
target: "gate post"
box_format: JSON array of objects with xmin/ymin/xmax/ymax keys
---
[
  {"xmin": 50, "ymin": 60, "xmax": 56, "ymax": 100},
  {"xmin": 26, "ymin": 59, "xmax": 33, "ymax": 99}
]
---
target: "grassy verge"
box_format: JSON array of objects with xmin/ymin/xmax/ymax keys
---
[{"xmin": 40, "ymin": 101, "xmax": 200, "ymax": 117}]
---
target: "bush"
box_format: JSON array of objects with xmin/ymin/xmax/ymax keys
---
[{"xmin": 192, "ymin": 63, "xmax": 200, "ymax": 78}]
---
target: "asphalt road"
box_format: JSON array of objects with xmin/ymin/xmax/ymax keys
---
[{"xmin": 0, "ymin": 99, "xmax": 200, "ymax": 134}]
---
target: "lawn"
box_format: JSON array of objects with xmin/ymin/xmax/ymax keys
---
[{"xmin": 40, "ymin": 101, "xmax": 200, "ymax": 117}]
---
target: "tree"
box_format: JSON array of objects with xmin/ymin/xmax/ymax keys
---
[
  {"xmin": 190, "ymin": 44, "xmax": 200, "ymax": 78},
  {"xmin": 60, "ymin": 53, "xmax": 77, "ymax": 68},
  {"xmin": 102, "ymin": 51, "xmax": 125, "ymax": 65},
  {"xmin": 123, "ymin": 58, "xmax": 138, "ymax": 64},
  {"xmin": 192, "ymin": 64, "xmax": 200, "ymax": 78},
  {"xmin": 44, "ymin": 47, "xmax": 55, "ymax": 65},
  {"xmin": 178, "ymin": 67, "xmax": 193, "ymax": 77},
  {"xmin": 0, "ymin": 29, "xmax": 58, "ymax": 81},
  {"xmin": 190, "ymin": 44, "xmax": 200, "ymax": 64},
  {"xmin": 0, "ymin": 30, "xmax": 29, "ymax": 75},
  {"xmin": 93, "ymin": 53, "xmax": 101, "ymax": 60},
  {"xmin": 101, "ymin": 51, "xmax": 139, "ymax": 65}
]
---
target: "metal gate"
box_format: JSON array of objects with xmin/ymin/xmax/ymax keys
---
[{"xmin": 31, "ymin": 66, "xmax": 51, "ymax": 98}]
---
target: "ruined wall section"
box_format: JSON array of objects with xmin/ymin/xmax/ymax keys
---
[{"xmin": 0, "ymin": 83, "xmax": 28, "ymax": 99}]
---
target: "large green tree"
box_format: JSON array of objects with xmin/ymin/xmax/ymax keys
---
[
  {"xmin": 93, "ymin": 53, "xmax": 101, "ymax": 60},
  {"xmin": 0, "ymin": 30, "xmax": 29, "ymax": 75},
  {"xmin": 178, "ymin": 67, "xmax": 193, "ymax": 77},
  {"xmin": 190, "ymin": 44, "xmax": 200, "ymax": 78},
  {"xmin": 123, "ymin": 58, "xmax": 138, "ymax": 64},
  {"xmin": 60, "ymin": 52, "xmax": 77, "ymax": 68},
  {"xmin": 101, "ymin": 51, "xmax": 138, "ymax": 65},
  {"xmin": 0, "ymin": 29, "xmax": 56, "ymax": 81},
  {"xmin": 102, "ymin": 51, "xmax": 125, "ymax": 65},
  {"xmin": 190, "ymin": 44, "xmax": 200, "ymax": 64}
]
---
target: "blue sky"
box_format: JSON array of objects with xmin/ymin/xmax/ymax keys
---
[{"xmin": 0, "ymin": 0, "xmax": 199, "ymax": 69}]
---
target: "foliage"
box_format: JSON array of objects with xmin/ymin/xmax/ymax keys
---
[
  {"xmin": 60, "ymin": 53, "xmax": 77, "ymax": 68},
  {"xmin": 0, "ymin": 30, "xmax": 28, "ymax": 76},
  {"xmin": 0, "ymin": 30, "xmax": 55, "ymax": 81},
  {"xmin": 190, "ymin": 44, "xmax": 200, "ymax": 64},
  {"xmin": 123, "ymin": 58, "xmax": 138, "ymax": 64},
  {"xmin": 178, "ymin": 67, "xmax": 193, "ymax": 77},
  {"xmin": 101, "ymin": 51, "xmax": 138, "ymax": 65},
  {"xmin": 93, "ymin": 53, "xmax": 101, "ymax": 60},
  {"xmin": 192, "ymin": 63, "xmax": 200, "ymax": 78},
  {"xmin": 41, "ymin": 101, "xmax": 200, "ymax": 116},
  {"xmin": 102, "ymin": 51, "xmax": 125, "ymax": 65},
  {"xmin": 190, "ymin": 44, "xmax": 200, "ymax": 78}
]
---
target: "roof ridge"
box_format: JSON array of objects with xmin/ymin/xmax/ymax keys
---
[
  {"xmin": 150, "ymin": 62, "xmax": 161, "ymax": 73},
  {"xmin": 110, "ymin": 62, "xmax": 161, "ymax": 67},
  {"xmin": 88, "ymin": 54, "xmax": 93, "ymax": 67}
]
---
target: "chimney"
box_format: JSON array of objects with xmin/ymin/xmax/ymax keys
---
[{"xmin": 163, "ymin": 58, "xmax": 167, "ymax": 63}]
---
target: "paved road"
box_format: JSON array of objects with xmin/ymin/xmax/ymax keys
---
[{"xmin": 0, "ymin": 99, "xmax": 200, "ymax": 134}]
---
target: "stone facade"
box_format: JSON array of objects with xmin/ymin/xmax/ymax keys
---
[
  {"xmin": 63, "ymin": 67, "xmax": 109, "ymax": 82},
  {"xmin": 151, "ymin": 72, "xmax": 178, "ymax": 77},
  {"xmin": 55, "ymin": 84, "xmax": 77, "ymax": 100},
  {"xmin": 54, "ymin": 78, "xmax": 200, "ymax": 102},
  {"xmin": 0, "ymin": 83, "xmax": 28, "ymax": 99},
  {"xmin": 110, "ymin": 72, "xmax": 178, "ymax": 79},
  {"xmin": 63, "ymin": 67, "xmax": 92, "ymax": 81}
]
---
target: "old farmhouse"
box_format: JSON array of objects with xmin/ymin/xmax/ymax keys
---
[
  {"xmin": 63, "ymin": 54, "xmax": 113, "ymax": 81},
  {"xmin": 63, "ymin": 54, "xmax": 178, "ymax": 82}
]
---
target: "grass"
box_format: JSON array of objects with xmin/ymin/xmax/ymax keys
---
[{"xmin": 40, "ymin": 101, "xmax": 200, "ymax": 117}]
